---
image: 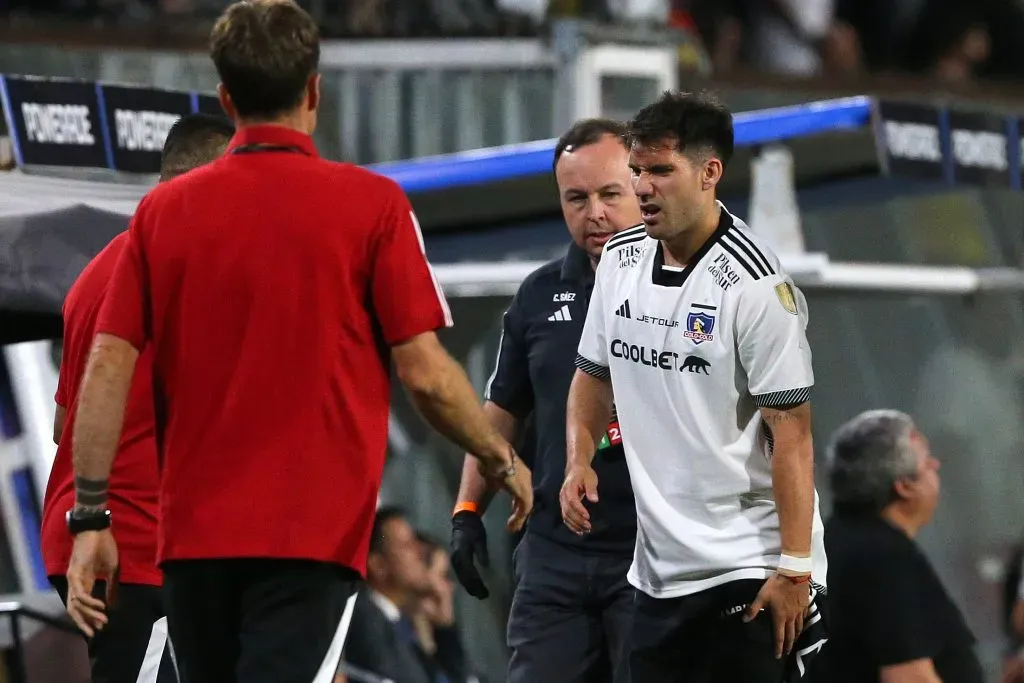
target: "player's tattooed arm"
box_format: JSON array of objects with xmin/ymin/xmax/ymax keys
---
[
  {"xmin": 760, "ymin": 401, "xmax": 814, "ymax": 557},
  {"xmin": 73, "ymin": 476, "xmax": 109, "ymax": 514},
  {"xmin": 72, "ymin": 333, "xmax": 139, "ymax": 515},
  {"xmin": 761, "ymin": 406, "xmax": 800, "ymax": 428}
]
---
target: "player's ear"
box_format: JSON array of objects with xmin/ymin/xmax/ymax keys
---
[
  {"xmin": 306, "ymin": 73, "xmax": 321, "ymax": 112},
  {"xmin": 702, "ymin": 157, "xmax": 723, "ymax": 191}
]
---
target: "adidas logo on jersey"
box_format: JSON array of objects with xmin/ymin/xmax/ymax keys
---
[
  {"xmin": 615, "ymin": 300, "xmax": 631, "ymax": 319},
  {"xmin": 548, "ymin": 305, "xmax": 572, "ymax": 322}
]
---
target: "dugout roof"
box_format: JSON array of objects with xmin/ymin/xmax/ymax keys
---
[{"xmin": 0, "ymin": 97, "xmax": 878, "ymax": 344}]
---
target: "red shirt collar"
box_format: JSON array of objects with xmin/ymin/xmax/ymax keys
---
[{"xmin": 227, "ymin": 124, "xmax": 319, "ymax": 157}]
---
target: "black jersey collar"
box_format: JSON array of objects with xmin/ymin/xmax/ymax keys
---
[
  {"xmin": 227, "ymin": 124, "xmax": 319, "ymax": 157},
  {"xmin": 652, "ymin": 206, "xmax": 733, "ymax": 288},
  {"xmin": 561, "ymin": 243, "xmax": 594, "ymax": 286}
]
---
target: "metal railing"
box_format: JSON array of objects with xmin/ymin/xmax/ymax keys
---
[
  {"xmin": 0, "ymin": 20, "xmax": 687, "ymax": 164},
  {"xmin": 0, "ymin": 598, "xmax": 78, "ymax": 683}
]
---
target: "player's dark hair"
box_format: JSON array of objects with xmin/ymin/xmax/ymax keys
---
[
  {"xmin": 368, "ymin": 505, "xmax": 406, "ymax": 556},
  {"xmin": 627, "ymin": 91, "xmax": 734, "ymax": 170},
  {"xmin": 209, "ymin": 0, "xmax": 320, "ymax": 121},
  {"xmin": 160, "ymin": 114, "xmax": 234, "ymax": 182},
  {"xmin": 553, "ymin": 118, "xmax": 629, "ymax": 171}
]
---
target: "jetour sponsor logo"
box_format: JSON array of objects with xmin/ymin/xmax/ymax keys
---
[{"xmin": 636, "ymin": 314, "xmax": 678, "ymax": 328}]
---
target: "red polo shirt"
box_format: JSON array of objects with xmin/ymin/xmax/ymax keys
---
[
  {"xmin": 41, "ymin": 232, "xmax": 162, "ymax": 586},
  {"xmin": 95, "ymin": 125, "xmax": 452, "ymax": 575}
]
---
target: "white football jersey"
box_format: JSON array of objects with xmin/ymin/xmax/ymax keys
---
[{"xmin": 576, "ymin": 202, "xmax": 827, "ymax": 599}]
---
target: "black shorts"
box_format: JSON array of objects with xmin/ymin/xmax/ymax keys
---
[
  {"xmin": 50, "ymin": 575, "xmax": 177, "ymax": 683},
  {"xmin": 629, "ymin": 578, "xmax": 829, "ymax": 683},
  {"xmin": 161, "ymin": 558, "xmax": 361, "ymax": 683}
]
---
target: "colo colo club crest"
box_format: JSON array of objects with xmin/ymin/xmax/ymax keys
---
[{"xmin": 684, "ymin": 304, "xmax": 716, "ymax": 344}]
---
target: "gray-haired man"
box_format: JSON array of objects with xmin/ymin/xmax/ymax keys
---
[{"xmin": 821, "ymin": 410, "xmax": 983, "ymax": 683}]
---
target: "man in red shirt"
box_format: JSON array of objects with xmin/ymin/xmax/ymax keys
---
[
  {"xmin": 64, "ymin": 2, "xmax": 532, "ymax": 683},
  {"xmin": 44, "ymin": 113, "xmax": 234, "ymax": 683}
]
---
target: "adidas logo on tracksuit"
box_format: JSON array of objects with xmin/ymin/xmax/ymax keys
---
[{"xmin": 548, "ymin": 305, "xmax": 572, "ymax": 322}]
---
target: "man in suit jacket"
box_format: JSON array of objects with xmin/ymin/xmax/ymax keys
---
[{"xmin": 342, "ymin": 507, "xmax": 435, "ymax": 683}]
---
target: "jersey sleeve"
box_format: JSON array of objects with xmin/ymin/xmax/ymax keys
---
[
  {"xmin": 371, "ymin": 182, "xmax": 453, "ymax": 346},
  {"xmin": 96, "ymin": 203, "xmax": 151, "ymax": 351},
  {"xmin": 483, "ymin": 292, "xmax": 534, "ymax": 419},
  {"xmin": 575, "ymin": 260, "xmax": 610, "ymax": 380},
  {"xmin": 54, "ymin": 302, "xmax": 71, "ymax": 407},
  {"xmin": 735, "ymin": 273, "xmax": 813, "ymax": 407}
]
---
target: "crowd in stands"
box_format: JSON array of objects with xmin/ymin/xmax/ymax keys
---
[
  {"xmin": 4, "ymin": 0, "xmax": 1024, "ymax": 84},
  {"xmin": 681, "ymin": 0, "xmax": 1024, "ymax": 82}
]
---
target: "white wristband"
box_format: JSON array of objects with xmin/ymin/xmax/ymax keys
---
[{"xmin": 778, "ymin": 553, "xmax": 813, "ymax": 575}]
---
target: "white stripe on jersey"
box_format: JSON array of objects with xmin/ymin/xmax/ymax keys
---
[
  {"xmin": 409, "ymin": 210, "xmax": 453, "ymax": 327},
  {"xmin": 483, "ymin": 321, "xmax": 506, "ymax": 400}
]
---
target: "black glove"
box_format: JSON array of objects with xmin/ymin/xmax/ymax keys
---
[{"xmin": 450, "ymin": 510, "xmax": 490, "ymax": 599}]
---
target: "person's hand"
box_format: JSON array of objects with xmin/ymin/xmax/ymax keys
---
[
  {"xmin": 432, "ymin": 587, "xmax": 455, "ymax": 627},
  {"xmin": 560, "ymin": 464, "xmax": 598, "ymax": 535},
  {"xmin": 744, "ymin": 574, "xmax": 810, "ymax": 660},
  {"xmin": 422, "ymin": 584, "xmax": 455, "ymax": 627},
  {"xmin": 66, "ymin": 528, "xmax": 119, "ymax": 637},
  {"xmin": 450, "ymin": 511, "xmax": 490, "ymax": 600},
  {"xmin": 479, "ymin": 447, "xmax": 533, "ymax": 533},
  {"xmin": 501, "ymin": 457, "xmax": 533, "ymax": 533},
  {"xmin": 1003, "ymin": 655, "xmax": 1024, "ymax": 683}
]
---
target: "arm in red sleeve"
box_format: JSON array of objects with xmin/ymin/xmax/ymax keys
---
[
  {"xmin": 54, "ymin": 299, "xmax": 71, "ymax": 408},
  {"xmin": 95, "ymin": 205, "xmax": 151, "ymax": 351},
  {"xmin": 370, "ymin": 181, "xmax": 453, "ymax": 346}
]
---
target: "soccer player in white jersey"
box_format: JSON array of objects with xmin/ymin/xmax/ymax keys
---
[{"xmin": 561, "ymin": 91, "xmax": 828, "ymax": 682}]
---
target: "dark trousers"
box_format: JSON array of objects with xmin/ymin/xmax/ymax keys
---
[
  {"xmin": 630, "ymin": 578, "xmax": 829, "ymax": 683},
  {"xmin": 161, "ymin": 558, "xmax": 361, "ymax": 683},
  {"xmin": 507, "ymin": 532, "xmax": 633, "ymax": 683},
  {"xmin": 51, "ymin": 575, "xmax": 178, "ymax": 683}
]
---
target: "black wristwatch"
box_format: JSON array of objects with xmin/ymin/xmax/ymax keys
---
[{"xmin": 65, "ymin": 508, "xmax": 112, "ymax": 535}]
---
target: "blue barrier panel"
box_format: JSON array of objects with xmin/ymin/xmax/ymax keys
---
[{"xmin": 370, "ymin": 96, "xmax": 873, "ymax": 194}]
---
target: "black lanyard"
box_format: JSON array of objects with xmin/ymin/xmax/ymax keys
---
[{"xmin": 230, "ymin": 143, "xmax": 308, "ymax": 156}]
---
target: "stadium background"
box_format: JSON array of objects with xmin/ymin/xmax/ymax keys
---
[{"xmin": 0, "ymin": 1, "xmax": 1023, "ymax": 681}]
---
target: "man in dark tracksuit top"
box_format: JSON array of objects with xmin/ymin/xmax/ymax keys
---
[{"xmin": 450, "ymin": 119, "xmax": 643, "ymax": 683}]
